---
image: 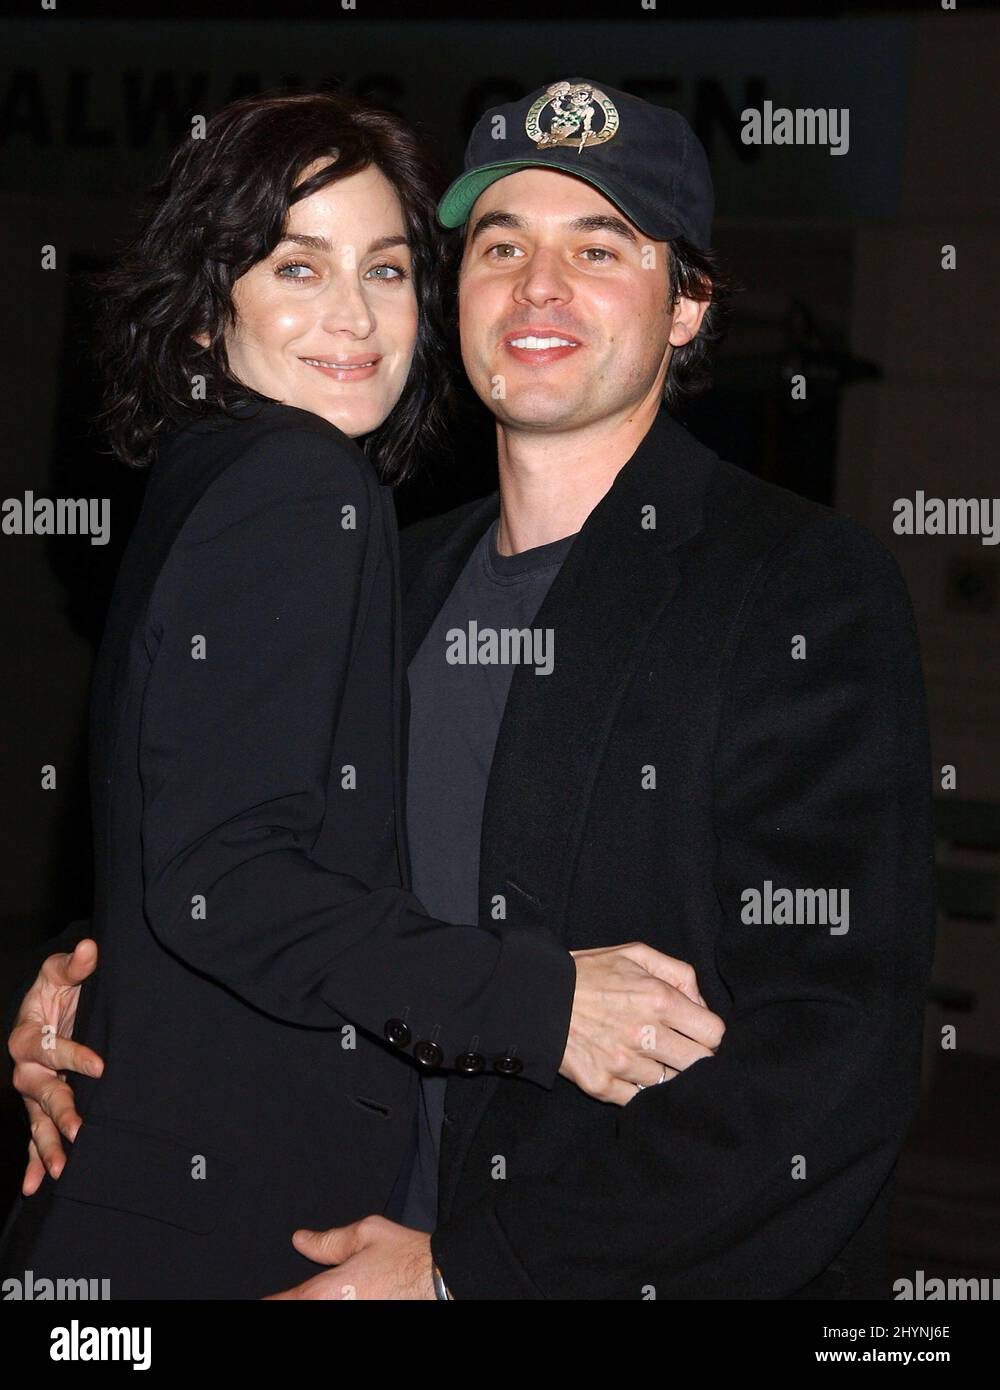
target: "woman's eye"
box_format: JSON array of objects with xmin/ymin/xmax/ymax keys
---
[
  {"xmin": 276, "ymin": 261, "xmax": 318, "ymax": 280},
  {"xmin": 580, "ymin": 247, "xmax": 615, "ymax": 264},
  {"xmin": 364, "ymin": 263, "xmax": 407, "ymax": 281}
]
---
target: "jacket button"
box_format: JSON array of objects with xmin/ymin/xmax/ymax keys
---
[
  {"xmin": 385, "ymin": 1018, "xmax": 411, "ymax": 1049},
  {"xmin": 493, "ymin": 1054, "xmax": 523, "ymax": 1077},
  {"xmin": 456, "ymin": 1051, "xmax": 485, "ymax": 1075},
  {"xmin": 414, "ymin": 1039, "xmax": 444, "ymax": 1069}
]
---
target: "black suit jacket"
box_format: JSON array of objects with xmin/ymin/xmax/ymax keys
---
[
  {"xmin": 0, "ymin": 400, "xmax": 573, "ymax": 1298},
  {"xmin": 400, "ymin": 408, "xmax": 936, "ymax": 1300}
]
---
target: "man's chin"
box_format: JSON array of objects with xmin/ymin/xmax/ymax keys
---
[{"xmin": 482, "ymin": 392, "xmax": 592, "ymax": 433}]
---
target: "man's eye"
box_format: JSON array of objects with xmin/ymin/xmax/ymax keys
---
[
  {"xmin": 488, "ymin": 243, "xmax": 524, "ymax": 260},
  {"xmin": 580, "ymin": 247, "xmax": 615, "ymax": 264}
]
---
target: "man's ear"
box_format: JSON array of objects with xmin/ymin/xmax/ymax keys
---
[{"xmin": 668, "ymin": 293, "xmax": 710, "ymax": 348}]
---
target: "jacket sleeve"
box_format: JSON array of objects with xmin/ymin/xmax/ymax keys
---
[
  {"xmin": 137, "ymin": 426, "xmax": 573, "ymax": 1087},
  {"xmin": 431, "ymin": 516, "xmax": 936, "ymax": 1298}
]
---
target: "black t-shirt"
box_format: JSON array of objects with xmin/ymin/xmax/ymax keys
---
[{"xmin": 397, "ymin": 516, "xmax": 577, "ymax": 1230}]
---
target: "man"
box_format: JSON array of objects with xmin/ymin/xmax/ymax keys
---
[
  {"xmin": 271, "ymin": 79, "xmax": 935, "ymax": 1300},
  {"xmin": 8, "ymin": 81, "xmax": 935, "ymax": 1300}
]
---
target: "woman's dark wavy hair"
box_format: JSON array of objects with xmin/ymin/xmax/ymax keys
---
[{"xmin": 87, "ymin": 89, "xmax": 453, "ymax": 482}]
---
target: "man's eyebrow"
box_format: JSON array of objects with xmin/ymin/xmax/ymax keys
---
[
  {"xmin": 467, "ymin": 211, "xmax": 527, "ymax": 242},
  {"xmin": 569, "ymin": 214, "xmax": 638, "ymax": 243},
  {"xmin": 466, "ymin": 211, "xmax": 638, "ymax": 244},
  {"xmin": 274, "ymin": 232, "xmax": 409, "ymax": 254}
]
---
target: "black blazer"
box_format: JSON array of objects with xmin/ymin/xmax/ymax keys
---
[
  {"xmin": 0, "ymin": 400, "xmax": 573, "ymax": 1299},
  {"xmin": 401, "ymin": 408, "xmax": 937, "ymax": 1300}
]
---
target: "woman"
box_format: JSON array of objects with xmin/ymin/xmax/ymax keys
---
[{"xmin": 0, "ymin": 91, "xmax": 709, "ymax": 1298}]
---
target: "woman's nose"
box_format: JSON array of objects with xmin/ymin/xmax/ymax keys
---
[{"xmin": 319, "ymin": 271, "xmax": 375, "ymax": 338}]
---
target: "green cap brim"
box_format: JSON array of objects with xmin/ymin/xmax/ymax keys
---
[
  {"xmin": 438, "ymin": 159, "xmax": 647, "ymax": 233},
  {"xmin": 438, "ymin": 162, "xmax": 543, "ymax": 228}
]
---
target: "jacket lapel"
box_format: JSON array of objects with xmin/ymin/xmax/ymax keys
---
[
  {"xmin": 478, "ymin": 409, "xmax": 714, "ymax": 940},
  {"xmin": 432, "ymin": 411, "xmax": 719, "ymax": 1218},
  {"xmin": 401, "ymin": 493, "xmax": 500, "ymax": 668}
]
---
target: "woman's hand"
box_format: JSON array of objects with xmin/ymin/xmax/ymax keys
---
[
  {"xmin": 561, "ymin": 943, "xmax": 725, "ymax": 1105},
  {"xmin": 7, "ymin": 940, "xmax": 103, "ymax": 1193}
]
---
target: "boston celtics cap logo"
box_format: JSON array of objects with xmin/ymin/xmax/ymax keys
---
[
  {"xmin": 525, "ymin": 81, "xmax": 620, "ymax": 153},
  {"xmin": 439, "ymin": 79, "xmax": 713, "ymax": 247}
]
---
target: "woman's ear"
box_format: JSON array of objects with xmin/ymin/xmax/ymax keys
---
[{"xmin": 192, "ymin": 331, "xmax": 209, "ymax": 349}]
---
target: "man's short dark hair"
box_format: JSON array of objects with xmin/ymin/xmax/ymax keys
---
[{"xmin": 664, "ymin": 237, "xmax": 733, "ymax": 411}]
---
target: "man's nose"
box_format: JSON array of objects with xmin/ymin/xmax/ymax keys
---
[{"xmin": 513, "ymin": 248, "xmax": 572, "ymax": 308}]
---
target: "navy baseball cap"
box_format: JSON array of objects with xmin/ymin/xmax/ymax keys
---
[{"xmin": 439, "ymin": 79, "xmax": 714, "ymax": 248}]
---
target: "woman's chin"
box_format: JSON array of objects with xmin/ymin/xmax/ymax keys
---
[{"xmin": 282, "ymin": 392, "xmax": 396, "ymax": 439}]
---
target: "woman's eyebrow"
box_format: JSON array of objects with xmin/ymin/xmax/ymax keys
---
[
  {"xmin": 367, "ymin": 235, "xmax": 410, "ymax": 253},
  {"xmin": 274, "ymin": 233, "xmax": 409, "ymax": 254},
  {"xmin": 275, "ymin": 233, "xmax": 333, "ymax": 252}
]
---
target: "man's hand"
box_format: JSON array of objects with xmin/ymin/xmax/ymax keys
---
[
  {"xmin": 7, "ymin": 940, "xmax": 103, "ymax": 1193},
  {"xmin": 562, "ymin": 943, "xmax": 725, "ymax": 1105},
  {"xmin": 263, "ymin": 1216, "xmax": 436, "ymax": 1300}
]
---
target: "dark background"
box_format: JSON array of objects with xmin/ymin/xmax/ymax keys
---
[{"xmin": 1, "ymin": 0, "xmax": 998, "ymax": 1289}]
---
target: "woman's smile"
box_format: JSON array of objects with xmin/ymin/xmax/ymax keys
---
[{"xmin": 299, "ymin": 352, "xmax": 383, "ymax": 382}]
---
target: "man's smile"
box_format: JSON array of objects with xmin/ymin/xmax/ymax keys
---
[{"xmin": 501, "ymin": 327, "xmax": 584, "ymax": 366}]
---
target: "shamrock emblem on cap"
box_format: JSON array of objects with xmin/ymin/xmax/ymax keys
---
[{"xmin": 525, "ymin": 81, "xmax": 620, "ymax": 153}]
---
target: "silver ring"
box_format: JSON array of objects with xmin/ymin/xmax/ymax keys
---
[{"xmin": 656, "ymin": 1066, "xmax": 668, "ymax": 1084}]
